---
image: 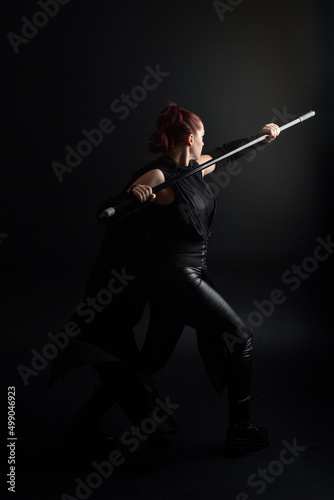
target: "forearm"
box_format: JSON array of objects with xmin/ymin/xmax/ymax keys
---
[{"xmin": 206, "ymin": 131, "xmax": 267, "ymax": 171}]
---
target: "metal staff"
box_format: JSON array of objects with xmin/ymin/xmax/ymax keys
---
[{"xmin": 99, "ymin": 110, "xmax": 315, "ymax": 220}]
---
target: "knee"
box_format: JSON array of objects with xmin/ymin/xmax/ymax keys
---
[
  {"xmin": 241, "ymin": 322, "xmax": 253, "ymax": 345},
  {"xmin": 223, "ymin": 323, "xmax": 253, "ymax": 355},
  {"xmin": 241, "ymin": 334, "xmax": 253, "ymax": 357},
  {"xmin": 238, "ymin": 323, "xmax": 253, "ymax": 355}
]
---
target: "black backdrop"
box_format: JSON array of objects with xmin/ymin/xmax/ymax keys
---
[{"xmin": 1, "ymin": 1, "xmax": 333, "ymax": 499}]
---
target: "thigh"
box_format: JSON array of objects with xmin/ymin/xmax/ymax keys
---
[
  {"xmin": 140, "ymin": 266, "xmax": 250, "ymax": 374},
  {"xmin": 165, "ymin": 267, "xmax": 251, "ymax": 343}
]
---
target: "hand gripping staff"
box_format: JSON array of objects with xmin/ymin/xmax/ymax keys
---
[{"xmin": 99, "ymin": 110, "xmax": 315, "ymax": 223}]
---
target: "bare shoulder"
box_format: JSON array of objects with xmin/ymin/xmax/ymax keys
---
[{"xmin": 131, "ymin": 168, "xmax": 165, "ymax": 187}]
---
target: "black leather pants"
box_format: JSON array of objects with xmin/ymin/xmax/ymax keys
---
[{"xmin": 140, "ymin": 263, "xmax": 253, "ymax": 423}]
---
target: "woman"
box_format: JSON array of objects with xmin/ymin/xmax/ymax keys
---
[
  {"xmin": 51, "ymin": 103, "xmax": 279, "ymax": 455},
  {"xmin": 102, "ymin": 102, "xmax": 280, "ymax": 455}
]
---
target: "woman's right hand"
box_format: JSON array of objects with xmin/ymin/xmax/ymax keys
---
[{"xmin": 128, "ymin": 184, "xmax": 156, "ymax": 203}]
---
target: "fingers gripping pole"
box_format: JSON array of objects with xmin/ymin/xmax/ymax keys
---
[{"xmin": 100, "ymin": 110, "xmax": 315, "ymax": 220}]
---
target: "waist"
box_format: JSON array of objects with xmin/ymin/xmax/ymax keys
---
[{"xmin": 159, "ymin": 240, "xmax": 208, "ymax": 267}]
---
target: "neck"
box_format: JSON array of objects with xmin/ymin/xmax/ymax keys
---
[{"xmin": 166, "ymin": 148, "xmax": 191, "ymax": 167}]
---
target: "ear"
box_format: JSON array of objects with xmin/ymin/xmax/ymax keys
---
[{"xmin": 187, "ymin": 134, "xmax": 194, "ymax": 146}]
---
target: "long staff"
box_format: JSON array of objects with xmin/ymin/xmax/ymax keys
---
[{"xmin": 99, "ymin": 110, "xmax": 315, "ymax": 220}]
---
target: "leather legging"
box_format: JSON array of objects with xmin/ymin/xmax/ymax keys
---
[{"xmin": 140, "ymin": 265, "xmax": 253, "ymax": 421}]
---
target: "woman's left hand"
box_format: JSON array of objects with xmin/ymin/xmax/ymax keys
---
[{"xmin": 262, "ymin": 123, "xmax": 280, "ymax": 143}]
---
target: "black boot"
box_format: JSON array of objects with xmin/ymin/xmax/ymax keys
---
[
  {"xmin": 224, "ymin": 332, "xmax": 269, "ymax": 456},
  {"xmin": 225, "ymin": 396, "xmax": 269, "ymax": 457}
]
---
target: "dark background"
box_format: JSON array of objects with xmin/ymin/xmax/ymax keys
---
[{"xmin": 1, "ymin": 1, "xmax": 333, "ymax": 499}]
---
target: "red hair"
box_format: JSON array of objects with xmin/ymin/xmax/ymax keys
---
[{"xmin": 148, "ymin": 103, "xmax": 202, "ymax": 154}]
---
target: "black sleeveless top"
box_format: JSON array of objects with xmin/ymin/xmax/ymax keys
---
[{"xmin": 130, "ymin": 156, "xmax": 216, "ymax": 267}]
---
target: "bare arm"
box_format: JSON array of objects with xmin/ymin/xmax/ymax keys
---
[{"xmin": 126, "ymin": 168, "xmax": 175, "ymax": 205}]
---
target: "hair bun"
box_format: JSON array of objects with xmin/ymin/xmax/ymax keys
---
[
  {"xmin": 156, "ymin": 102, "xmax": 183, "ymax": 132},
  {"xmin": 148, "ymin": 103, "xmax": 201, "ymax": 154}
]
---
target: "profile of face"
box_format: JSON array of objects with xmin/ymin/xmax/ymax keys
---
[{"xmin": 189, "ymin": 122, "xmax": 205, "ymax": 160}]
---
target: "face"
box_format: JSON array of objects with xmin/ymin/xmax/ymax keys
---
[{"xmin": 190, "ymin": 122, "xmax": 205, "ymax": 160}]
